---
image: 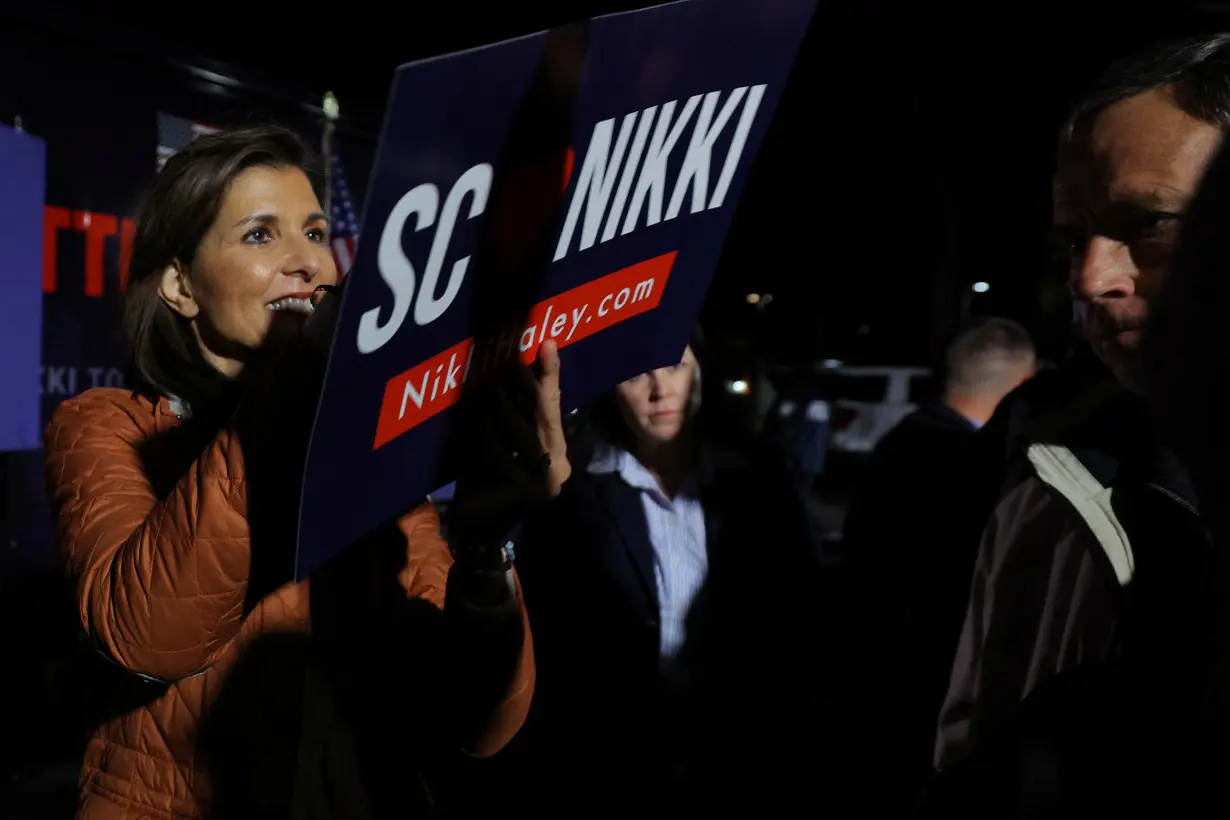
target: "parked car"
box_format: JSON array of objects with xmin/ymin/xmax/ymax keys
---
[{"xmin": 818, "ymin": 365, "xmax": 935, "ymax": 455}]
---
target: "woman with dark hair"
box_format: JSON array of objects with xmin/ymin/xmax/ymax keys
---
[
  {"xmin": 509, "ymin": 330, "xmax": 830, "ymax": 813},
  {"xmin": 43, "ymin": 125, "xmax": 568, "ymax": 819}
]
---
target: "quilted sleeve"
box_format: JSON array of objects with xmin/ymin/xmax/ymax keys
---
[{"xmin": 45, "ymin": 390, "xmax": 252, "ymax": 682}]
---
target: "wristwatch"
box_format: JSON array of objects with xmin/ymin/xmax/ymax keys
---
[
  {"xmin": 452, "ymin": 536, "xmax": 518, "ymax": 606},
  {"xmin": 455, "ymin": 539, "xmax": 515, "ymax": 574}
]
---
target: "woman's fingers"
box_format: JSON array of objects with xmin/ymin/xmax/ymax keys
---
[
  {"xmin": 536, "ymin": 340, "xmax": 572, "ymax": 496},
  {"xmin": 302, "ymin": 284, "xmax": 344, "ymax": 356},
  {"xmin": 448, "ymin": 341, "xmax": 572, "ymax": 547}
]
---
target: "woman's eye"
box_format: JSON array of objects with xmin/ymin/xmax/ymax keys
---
[
  {"xmin": 244, "ymin": 227, "xmax": 271, "ymax": 244},
  {"xmin": 307, "ymin": 227, "xmax": 327, "ymax": 243}
]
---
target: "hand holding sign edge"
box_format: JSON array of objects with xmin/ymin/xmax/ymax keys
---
[
  {"xmin": 536, "ymin": 339, "xmax": 572, "ymax": 498},
  {"xmin": 443, "ymin": 337, "xmax": 572, "ymax": 560}
]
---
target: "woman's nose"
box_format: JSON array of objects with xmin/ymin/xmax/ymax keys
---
[
  {"xmin": 283, "ymin": 236, "xmax": 324, "ymax": 282},
  {"xmin": 647, "ymin": 371, "xmax": 663, "ymax": 399}
]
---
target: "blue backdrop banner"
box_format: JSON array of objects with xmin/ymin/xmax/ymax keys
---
[{"xmin": 0, "ymin": 124, "xmax": 46, "ymax": 453}]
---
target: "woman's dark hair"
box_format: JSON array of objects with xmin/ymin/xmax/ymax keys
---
[{"xmin": 122, "ymin": 125, "xmax": 324, "ymax": 410}]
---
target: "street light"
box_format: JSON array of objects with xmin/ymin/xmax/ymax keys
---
[
  {"xmin": 972, "ymin": 281, "xmax": 990, "ymax": 293},
  {"xmin": 323, "ymin": 91, "xmax": 340, "ymax": 122},
  {"xmin": 746, "ymin": 293, "xmax": 761, "ymax": 305}
]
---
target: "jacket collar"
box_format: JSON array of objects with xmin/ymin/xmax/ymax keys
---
[{"xmin": 165, "ymin": 394, "xmax": 193, "ymax": 420}]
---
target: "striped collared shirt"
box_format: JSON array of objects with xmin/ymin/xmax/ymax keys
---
[{"xmin": 589, "ymin": 443, "xmax": 711, "ymax": 659}]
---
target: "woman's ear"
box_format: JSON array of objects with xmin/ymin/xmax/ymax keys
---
[{"xmin": 158, "ymin": 261, "xmax": 200, "ymax": 319}]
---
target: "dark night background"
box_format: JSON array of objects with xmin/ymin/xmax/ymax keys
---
[
  {"xmin": 3, "ymin": 0, "xmax": 1230, "ymax": 811},
  {"xmin": 6, "ymin": 0, "xmax": 1230, "ymax": 369}
]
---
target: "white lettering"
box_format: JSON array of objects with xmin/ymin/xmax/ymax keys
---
[
  {"xmin": 554, "ymin": 112, "xmax": 639, "ymax": 261},
  {"xmin": 444, "ymin": 353, "xmax": 462, "ymax": 393},
  {"xmin": 709, "ymin": 84, "xmax": 766, "ymax": 210},
  {"xmin": 45, "ymin": 367, "xmax": 67, "ymax": 396},
  {"xmin": 666, "ymin": 87, "xmax": 748, "ymax": 221},
  {"xmin": 430, "ymin": 363, "xmax": 444, "ymax": 401},
  {"xmin": 463, "ymin": 344, "xmax": 476, "ymax": 385},
  {"xmin": 399, "ymin": 371, "xmax": 432, "ymax": 419},
  {"xmin": 632, "ymin": 278, "xmax": 655, "ymax": 303},
  {"xmin": 41, "ymin": 365, "xmax": 123, "ymax": 395},
  {"xmin": 520, "ymin": 325, "xmax": 537, "ymax": 353},
  {"xmin": 551, "ymin": 313, "xmax": 568, "ymax": 337},
  {"xmin": 538, "ymin": 305, "xmax": 554, "ymax": 345},
  {"xmin": 359, "ymin": 183, "xmax": 438, "ymax": 354},
  {"xmin": 614, "ymin": 287, "xmax": 630, "ymax": 310},
  {"xmin": 567, "ymin": 306, "xmax": 587, "ymax": 341},
  {"xmin": 599, "ymin": 294, "xmax": 613, "ymax": 317},
  {"xmin": 601, "ymin": 107, "xmax": 656, "ymax": 243},
  {"xmin": 415, "ymin": 163, "xmax": 493, "ymax": 326},
  {"xmin": 621, "ymin": 96, "xmax": 700, "ymax": 235}
]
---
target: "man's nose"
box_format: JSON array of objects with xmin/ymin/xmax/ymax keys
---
[{"xmin": 1073, "ymin": 235, "xmax": 1137, "ymax": 301}]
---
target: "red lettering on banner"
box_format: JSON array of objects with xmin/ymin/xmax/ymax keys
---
[
  {"xmin": 119, "ymin": 218, "xmax": 137, "ymax": 293},
  {"xmin": 75, "ymin": 211, "xmax": 119, "ymax": 297},
  {"xmin": 372, "ymin": 251, "xmax": 677, "ymax": 450},
  {"xmin": 41, "ymin": 206, "xmax": 134, "ymax": 296},
  {"xmin": 42, "ymin": 206, "xmax": 71, "ymax": 293},
  {"xmin": 562, "ymin": 147, "xmax": 575, "ymax": 191}
]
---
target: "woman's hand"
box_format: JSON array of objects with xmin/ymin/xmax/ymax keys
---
[
  {"xmin": 303, "ymin": 284, "xmax": 343, "ymax": 357},
  {"xmin": 536, "ymin": 340, "xmax": 572, "ymax": 497},
  {"xmin": 446, "ymin": 340, "xmax": 572, "ymax": 552},
  {"xmin": 296, "ymin": 282, "xmax": 573, "ymax": 549}
]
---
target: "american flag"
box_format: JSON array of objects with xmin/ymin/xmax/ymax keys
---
[
  {"xmin": 156, "ymin": 113, "xmax": 220, "ymax": 171},
  {"xmin": 329, "ymin": 151, "xmax": 360, "ymax": 278}
]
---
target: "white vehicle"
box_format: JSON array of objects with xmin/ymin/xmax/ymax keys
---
[{"xmin": 820, "ymin": 365, "xmax": 935, "ymax": 455}]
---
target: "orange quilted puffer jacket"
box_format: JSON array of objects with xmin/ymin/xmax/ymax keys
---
[{"xmin": 45, "ymin": 387, "xmax": 534, "ymax": 820}]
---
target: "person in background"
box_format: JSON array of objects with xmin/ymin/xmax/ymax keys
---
[
  {"xmin": 510, "ymin": 330, "xmax": 830, "ymax": 814},
  {"xmin": 763, "ymin": 372, "xmax": 834, "ymax": 550},
  {"xmin": 43, "ymin": 126, "xmax": 568, "ymax": 819},
  {"xmin": 766, "ymin": 374, "xmax": 833, "ymax": 495},
  {"xmin": 932, "ymin": 32, "xmax": 1228, "ymax": 778},
  {"xmin": 838, "ymin": 317, "xmax": 1035, "ymax": 811}
]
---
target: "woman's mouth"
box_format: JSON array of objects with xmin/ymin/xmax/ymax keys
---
[{"xmin": 266, "ymin": 295, "xmax": 316, "ymax": 315}]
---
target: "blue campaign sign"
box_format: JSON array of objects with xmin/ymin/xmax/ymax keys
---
[
  {"xmin": 297, "ymin": 0, "xmax": 816, "ymax": 578},
  {"xmin": 0, "ymin": 124, "xmax": 46, "ymax": 452}
]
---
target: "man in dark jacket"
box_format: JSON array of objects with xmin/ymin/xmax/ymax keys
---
[
  {"xmin": 917, "ymin": 116, "xmax": 1230, "ymax": 820},
  {"xmin": 839, "ymin": 318, "xmax": 1035, "ymax": 810},
  {"xmin": 933, "ymin": 33, "xmax": 1228, "ymax": 775},
  {"xmin": 916, "ymin": 33, "xmax": 1230, "ymax": 816}
]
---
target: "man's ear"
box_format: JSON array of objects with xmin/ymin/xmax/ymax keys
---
[{"xmin": 158, "ymin": 261, "xmax": 200, "ymax": 319}]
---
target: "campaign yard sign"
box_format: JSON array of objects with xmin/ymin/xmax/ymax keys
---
[
  {"xmin": 0, "ymin": 123, "xmax": 46, "ymax": 452},
  {"xmin": 297, "ymin": 0, "xmax": 816, "ymax": 578}
]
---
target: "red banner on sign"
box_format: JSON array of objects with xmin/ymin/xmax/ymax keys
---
[{"xmin": 372, "ymin": 251, "xmax": 676, "ymax": 449}]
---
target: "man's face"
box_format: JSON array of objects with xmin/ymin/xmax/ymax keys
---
[{"xmin": 1055, "ymin": 87, "xmax": 1222, "ymax": 392}]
